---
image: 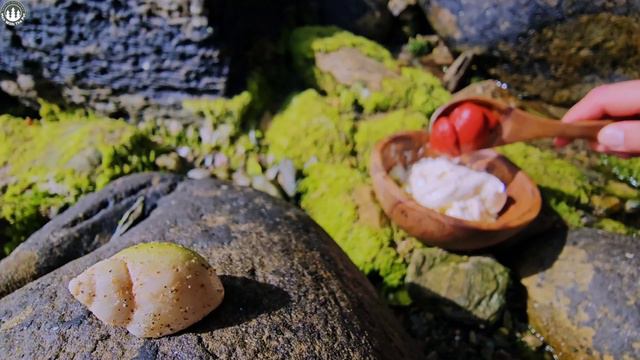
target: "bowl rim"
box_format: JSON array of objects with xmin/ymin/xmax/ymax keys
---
[{"xmin": 370, "ymin": 130, "xmax": 542, "ymax": 232}]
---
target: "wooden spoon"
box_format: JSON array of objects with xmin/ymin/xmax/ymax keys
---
[{"xmin": 429, "ymin": 96, "xmax": 614, "ymax": 150}]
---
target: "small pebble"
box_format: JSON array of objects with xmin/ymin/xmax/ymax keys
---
[
  {"xmin": 277, "ymin": 159, "xmax": 297, "ymax": 197},
  {"xmin": 187, "ymin": 168, "xmax": 211, "ymax": 180}
]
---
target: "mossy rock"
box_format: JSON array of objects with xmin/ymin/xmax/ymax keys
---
[
  {"xmin": 264, "ymin": 89, "xmax": 354, "ymax": 169},
  {"xmin": 289, "ymin": 26, "xmax": 450, "ymax": 117},
  {"xmin": 299, "ymin": 163, "xmax": 406, "ymax": 289},
  {"xmin": 0, "ymin": 110, "xmax": 158, "ymax": 255},
  {"xmin": 405, "ymin": 248, "xmax": 510, "ymax": 324}
]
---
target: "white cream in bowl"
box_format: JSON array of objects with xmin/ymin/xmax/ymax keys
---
[{"xmin": 406, "ymin": 157, "xmax": 507, "ymax": 222}]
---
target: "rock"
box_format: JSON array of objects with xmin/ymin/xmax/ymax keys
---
[
  {"xmin": 186, "ymin": 168, "xmax": 211, "ymax": 180},
  {"xmin": 419, "ymin": 1, "xmax": 640, "ymax": 104},
  {"xmin": 316, "ymin": 0, "xmax": 393, "ymax": 41},
  {"xmin": 0, "ymin": 0, "xmax": 227, "ymax": 120},
  {"xmin": 509, "ymin": 228, "xmax": 640, "ymax": 359},
  {"xmin": 315, "ymin": 48, "xmax": 398, "ymax": 91},
  {"xmin": 0, "ymin": 173, "xmax": 180, "ymax": 298},
  {"xmin": 0, "ymin": 174, "xmax": 418, "ymax": 359},
  {"xmin": 405, "ymin": 248, "xmax": 510, "ymax": 323}
]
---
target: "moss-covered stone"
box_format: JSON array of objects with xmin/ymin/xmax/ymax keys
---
[
  {"xmin": 0, "ymin": 109, "xmax": 158, "ymax": 255},
  {"xmin": 265, "ymin": 89, "xmax": 354, "ymax": 169},
  {"xmin": 290, "ymin": 26, "xmax": 396, "ymax": 91},
  {"xmin": 497, "ymin": 143, "xmax": 591, "ymax": 204},
  {"xmin": 289, "ymin": 26, "xmax": 450, "ymax": 117},
  {"xmin": 299, "ymin": 163, "xmax": 406, "ymax": 288},
  {"xmin": 354, "ymin": 110, "xmax": 428, "ymax": 171},
  {"xmin": 406, "ymin": 248, "xmax": 510, "ymax": 324},
  {"xmin": 601, "ymin": 155, "xmax": 640, "ymax": 188}
]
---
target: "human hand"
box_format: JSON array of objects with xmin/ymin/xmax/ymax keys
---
[{"xmin": 555, "ymin": 80, "xmax": 640, "ymax": 156}]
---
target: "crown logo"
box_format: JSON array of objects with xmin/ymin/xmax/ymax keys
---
[{"xmin": 4, "ymin": 6, "xmax": 21, "ymax": 22}]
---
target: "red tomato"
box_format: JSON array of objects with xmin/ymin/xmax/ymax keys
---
[
  {"xmin": 449, "ymin": 102, "xmax": 490, "ymax": 152},
  {"xmin": 430, "ymin": 116, "xmax": 460, "ymax": 155},
  {"xmin": 483, "ymin": 109, "xmax": 500, "ymax": 128}
]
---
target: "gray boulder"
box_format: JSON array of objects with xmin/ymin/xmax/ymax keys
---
[
  {"xmin": 405, "ymin": 247, "xmax": 510, "ymax": 324},
  {"xmin": 0, "ymin": 174, "xmax": 417, "ymax": 359},
  {"xmin": 510, "ymin": 227, "xmax": 640, "ymax": 359},
  {"xmin": 419, "ymin": 1, "xmax": 640, "ymax": 104},
  {"xmin": 0, "ymin": 172, "xmax": 181, "ymax": 298}
]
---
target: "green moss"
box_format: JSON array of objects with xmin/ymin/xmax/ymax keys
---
[
  {"xmin": 354, "ymin": 110, "xmax": 428, "ymax": 170},
  {"xmin": 299, "ymin": 163, "xmax": 406, "ymax": 287},
  {"xmin": 290, "ymin": 26, "xmax": 395, "ymax": 89},
  {"xmin": 601, "ymin": 155, "xmax": 640, "ymax": 188},
  {"xmin": 265, "ymin": 89, "xmax": 354, "ymax": 168},
  {"xmin": 358, "ymin": 67, "xmax": 451, "ymax": 116},
  {"xmin": 0, "ymin": 108, "xmax": 158, "ymax": 255},
  {"xmin": 547, "ymin": 199, "xmax": 585, "ymax": 228},
  {"xmin": 289, "ymin": 26, "xmax": 450, "ymax": 117},
  {"xmin": 497, "ymin": 143, "xmax": 591, "ymax": 205},
  {"xmin": 594, "ymin": 218, "xmax": 635, "ymax": 235}
]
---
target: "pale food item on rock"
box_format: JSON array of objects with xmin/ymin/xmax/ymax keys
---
[
  {"xmin": 68, "ymin": 242, "xmax": 224, "ymax": 338},
  {"xmin": 407, "ymin": 157, "xmax": 507, "ymax": 222}
]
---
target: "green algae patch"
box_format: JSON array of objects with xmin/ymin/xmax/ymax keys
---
[
  {"xmin": 355, "ymin": 110, "xmax": 428, "ymax": 171},
  {"xmin": 265, "ymin": 89, "xmax": 354, "ymax": 169},
  {"xmin": 497, "ymin": 143, "xmax": 591, "ymax": 204},
  {"xmin": 289, "ymin": 26, "xmax": 450, "ymax": 117},
  {"xmin": 0, "ymin": 111, "xmax": 158, "ymax": 255},
  {"xmin": 299, "ymin": 163, "xmax": 406, "ymax": 287},
  {"xmin": 601, "ymin": 155, "xmax": 640, "ymax": 188},
  {"xmin": 357, "ymin": 67, "xmax": 450, "ymax": 116},
  {"xmin": 290, "ymin": 26, "xmax": 395, "ymax": 89}
]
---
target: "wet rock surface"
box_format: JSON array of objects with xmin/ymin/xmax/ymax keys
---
[
  {"xmin": 0, "ymin": 173, "xmax": 180, "ymax": 298},
  {"xmin": 420, "ymin": 1, "xmax": 640, "ymax": 104},
  {"xmin": 509, "ymin": 227, "xmax": 640, "ymax": 359},
  {"xmin": 0, "ymin": 173, "xmax": 417, "ymax": 359},
  {"xmin": 406, "ymin": 248, "xmax": 509, "ymax": 324},
  {"xmin": 0, "ymin": 0, "xmax": 228, "ymax": 121},
  {"xmin": 0, "ymin": 0, "xmax": 232, "ymax": 120}
]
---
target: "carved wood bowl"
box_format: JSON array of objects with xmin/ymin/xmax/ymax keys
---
[{"xmin": 370, "ymin": 130, "xmax": 541, "ymax": 250}]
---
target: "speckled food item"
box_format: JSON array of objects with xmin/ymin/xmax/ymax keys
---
[
  {"xmin": 0, "ymin": 174, "xmax": 418, "ymax": 359},
  {"xmin": 69, "ymin": 242, "xmax": 224, "ymax": 338}
]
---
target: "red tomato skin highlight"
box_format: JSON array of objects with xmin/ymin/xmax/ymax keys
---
[
  {"xmin": 430, "ymin": 116, "xmax": 460, "ymax": 156},
  {"xmin": 449, "ymin": 102, "xmax": 490, "ymax": 152}
]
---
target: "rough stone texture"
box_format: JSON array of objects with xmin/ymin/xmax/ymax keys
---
[
  {"xmin": 0, "ymin": 0, "xmax": 227, "ymax": 121},
  {"xmin": 419, "ymin": 1, "xmax": 640, "ymax": 104},
  {"xmin": 0, "ymin": 174, "xmax": 418, "ymax": 359},
  {"xmin": 510, "ymin": 227, "xmax": 640, "ymax": 359},
  {"xmin": 0, "ymin": 172, "xmax": 180, "ymax": 298},
  {"xmin": 405, "ymin": 248, "xmax": 509, "ymax": 324},
  {"xmin": 315, "ymin": 0, "xmax": 393, "ymax": 41}
]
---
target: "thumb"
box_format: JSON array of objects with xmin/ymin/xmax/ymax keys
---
[{"xmin": 598, "ymin": 121, "xmax": 640, "ymax": 153}]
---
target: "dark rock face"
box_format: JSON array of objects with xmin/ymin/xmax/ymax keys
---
[
  {"xmin": 0, "ymin": 173, "xmax": 180, "ymax": 298},
  {"xmin": 316, "ymin": 0, "xmax": 393, "ymax": 41},
  {"xmin": 0, "ymin": 174, "xmax": 417, "ymax": 359},
  {"xmin": 420, "ymin": 1, "xmax": 640, "ymax": 104},
  {"xmin": 510, "ymin": 227, "xmax": 639, "ymax": 359},
  {"xmin": 0, "ymin": 0, "xmax": 228, "ymax": 120}
]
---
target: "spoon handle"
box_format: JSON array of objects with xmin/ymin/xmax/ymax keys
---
[{"xmin": 502, "ymin": 109, "xmax": 614, "ymax": 143}]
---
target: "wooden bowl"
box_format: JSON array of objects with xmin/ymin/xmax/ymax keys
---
[{"xmin": 370, "ymin": 130, "xmax": 541, "ymax": 250}]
